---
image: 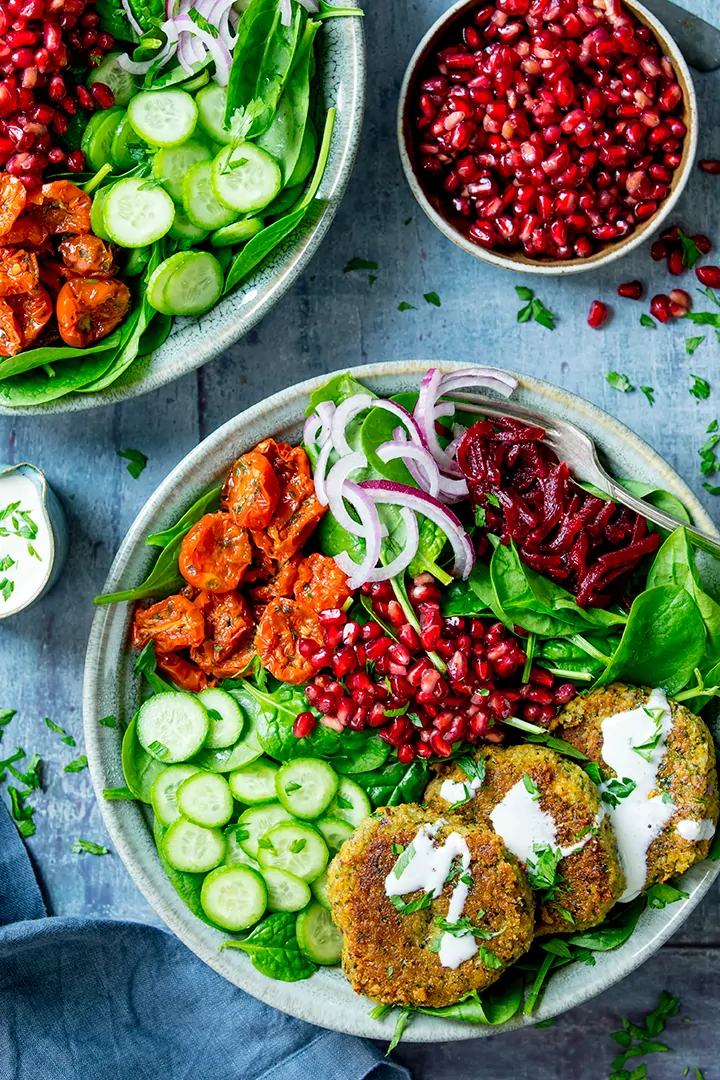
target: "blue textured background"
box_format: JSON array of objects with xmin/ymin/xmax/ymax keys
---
[{"xmin": 1, "ymin": 0, "xmax": 720, "ymax": 1073}]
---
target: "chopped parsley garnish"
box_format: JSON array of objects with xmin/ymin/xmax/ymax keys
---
[
  {"xmin": 602, "ymin": 776, "xmax": 637, "ymax": 808},
  {"xmin": 434, "ymin": 912, "xmax": 503, "ymax": 942},
  {"xmin": 606, "ymin": 371, "xmax": 634, "ymax": 393},
  {"xmin": 486, "ymin": 492, "xmax": 500, "ymax": 508},
  {"xmin": 646, "ymin": 882, "xmax": 689, "ymax": 909},
  {"xmin": 102, "ymin": 786, "xmax": 136, "ymax": 800},
  {"xmin": 389, "ymin": 890, "xmax": 432, "ymax": 914},
  {"xmin": 44, "ymin": 717, "xmax": 76, "ymax": 747},
  {"xmin": 64, "ymin": 755, "xmax": 88, "ymax": 773},
  {"xmin": 8, "ymin": 786, "xmax": 35, "ymax": 836},
  {"xmin": 391, "ymin": 843, "xmax": 404, "ymax": 855},
  {"xmin": 686, "ymin": 336, "xmax": 705, "ymax": 356},
  {"xmin": 640, "ymin": 314, "xmax": 656, "ymax": 328},
  {"xmin": 640, "ymin": 386, "xmax": 655, "ymax": 406},
  {"xmin": 632, "ymin": 709, "xmax": 665, "ymax": 761},
  {"xmin": 689, "ymin": 374, "xmax": 711, "ymax": 401},
  {"xmin": 343, "ymin": 257, "xmax": 378, "ymax": 273},
  {"xmin": 117, "ymin": 448, "xmax": 148, "ymax": 479},
  {"xmin": 397, "ymin": 301, "xmax": 416, "ymax": 311},
  {"xmin": 285, "ymin": 782, "xmax": 302, "ymax": 793},
  {"xmin": 522, "ymin": 773, "xmax": 541, "ymax": 801},
  {"xmin": 608, "ymin": 990, "xmax": 679, "ymax": 1079},
  {"xmin": 187, "ymin": 5, "xmax": 218, "ymax": 35},
  {"xmin": 678, "ymin": 228, "xmax": 702, "ymax": 269},
  {"xmin": 474, "ymin": 505, "xmax": 487, "ymax": 527},
  {"xmin": 72, "ymin": 839, "xmax": 110, "ymax": 856},
  {"xmin": 423, "ymin": 291, "xmax": 441, "ymax": 307},
  {"xmin": 99, "ymin": 715, "xmax": 117, "ymax": 728},
  {"xmin": 148, "ymin": 740, "xmax": 168, "ymax": 759},
  {"xmin": 392, "ymin": 842, "xmax": 415, "ymax": 878},
  {"xmin": 336, "ymin": 794, "xmax": 353, "ymax": 810},
  {"xmin": 458, "ymin": 756, "xmax": 485, "ymax": 786},
  {"xmin": 289, "ymin": 838, "xmax": 306, "ymax": 853},
  {"xmin": 479, "ymin": 945, "xmax": 503, "ymax": 969},
  {"xmin": 526, "ymin": 845, "xmax": 565, "ymax": 903},
  {"xmin": 516, "ymin": 287, "xmax": 556, "ymax": 330}
]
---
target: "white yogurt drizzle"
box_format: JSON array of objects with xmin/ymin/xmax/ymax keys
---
[
  {"xmin": 384, "ymin": 822, "xmax": 476, "ymax": 970},
  {"xmin": 0, "ymin": 471, "xmax": 50, "ymax": 613},
  {"xmin": 486, "ymin": 779, "xmax": 596, "ymax": 866},
  {"xmin": 598, "ymin": 688, "xmax": 675, "ymax": 902},
  {"xmin": 439, "ymin": 776, "xmax": 483, "ymax": 806},
  {"xmin": 676, "ymin": 819, "xmax": 716, "ymax": 842}
]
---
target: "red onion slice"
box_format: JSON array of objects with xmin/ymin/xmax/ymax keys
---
[
  {"xmin": 360, "ymin": 479, "xmax": 474, "ymax": 580},
  {"xmin": 372, "ymin": 399, "xmax": 423, "ymax": 444},
  {"xmin": 325, "ymin": 452, "xmax": 370, "ymax": 535},
  {"xmin": 365, "ymin": 507, "xmax": 419, "ymax": 582},
  {"xmin": 333, "ymin": 483, "xmax": 383, "ymax": 590},
  {"xmin": 278, "ymin": 0, "xmax": 292, "ymax": 24},
  {"xmin": 330, "ymin": 393, "xmax": 374, "ymax": 456},
  {"xmin": 174, "ymin": 14, "xmax": 232, "ymax": 83},
  {"xmin": 312, "ymin": 437, "xmax": 334, "ymax": 506},
  {"xmin": 304, "ymin": 414, "xmax": 324, "ymax": 449},
  {"xmin": 415, "ymin": 368, "xmax": 463, "ymax": 478},
  {"xmin": 377, "ymin": 438, "xmax": 441, "ymax": 499},
  {"xmin": 297, "ymin": 0, "xmax": 320, "ymax": 10},
  {"xmin": 436, "ymin": 368, "xmax": 518, "ymax": 400}
]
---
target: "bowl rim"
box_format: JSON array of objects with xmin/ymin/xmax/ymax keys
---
[
  {"xmin": 0, "ymin": 15, "xmax": 367, "ymax": 416},
  {"xmin": 84, "ymin": 359, "xmax": 719, "ymax": 1042},
  {"xmin": 396, "ymin": 0, "xmax": 698, "ymax": 276}
]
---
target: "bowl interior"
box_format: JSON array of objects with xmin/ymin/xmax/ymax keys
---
[
  {"xmin": 398, "ymin": 0, "xmax": 697, "ymax": 274},
  {"xmin": 0, "ymin": 15, "xmax": 366, "ymax": 416},
  {"xmin": 84, "ymin": 360, "xmax": 720, "ymax": 1042}
]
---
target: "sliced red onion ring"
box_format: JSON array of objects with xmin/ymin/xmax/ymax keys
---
[
  {"xmin": 365, "ymin": 507, "xmax": 419, "ymax": 582},
  {"xmin": 372, "ymin": 399, "xmax": 423, "ymax": 444},
  {"xmin": 325, "ymin": 452, "xmax": 370, "ymax": 535},
  {"xmin": 304, "ymin": 414, "xmax": 324, "ymax": 449},
  {"xmin": 377, "ymin": 437, "xmax": 441, "ymax": 499},
  {"xmin": 118, "ymin": 22, "xmax": 178, "ymax": 72},
  {"xmin": 330, "ymin": 393, "xmax": 374, "ymax": 456},
  {"xmin": 278, "ymin": 0, "xmax": 292, "ymax": 23},
  {"xmin": 312, "ymin": 437, "xmax": 334, "ymax": 506},
  {"xmin": 436, "ymin": 368, "xmax": 518, "ymax": 401},
  {"xmin": 297, "ymin": 0, "xmax": 320, "ymax": 10},
  {"xmin": 333, "ymin": 483, "xmax": 382, "ymax": 590},
  {"xmin": 174, "ymin": 14, "xmax": 232, "ymax": 83},
  {"xmin": 415, "ymin": 368, "xmax": 463, "ymax": 478},
  {"xmin": 360, "ymin": 480, "xmax": 474, "ymax": 580}
]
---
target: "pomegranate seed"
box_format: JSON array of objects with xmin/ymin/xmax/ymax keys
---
[
  {"xmin": 293, "ymin": 712, "xmax": 317, "ymax": 738},
  {"xmin": 649, "ymin": 293, "xmax": 672, "ymax": 323},
  {"xmin": 89, "ymin": 81, "xmax": 114, "ymax": 109},
  {"xmin": 617, "ymin": 280, "xmax": 643, "ymax": 300},
  {"xmin": 319, "ymin": 608, "xmax": 345, "ymax": 625},
  {"xmin": 365, "ymin": 635, "xmax": 393, "ymax": 662},
  {"xmin": 588, "ymin": 299, "xmax": 609, "ymax": 328},
  {"xmin": 298, "ymin": 637, "xmax": 318, "ymax": 659},
  {"xmin": 554, "ymin": 683, "xmax": 577, "ymax": 705},
  {"xmin": 699, "ymin": 159, "xmax": 720, "ymax": 175},
  {"xmin": 692, "ymin": 234, "xmax": 712, "ymax": 255},
  {"xmin": 696, "ymin": 265, "xmax": 720, "ymax": 289},
  {"xmin": 667, "ymin": 246, "xmax": 684, "ymax": 276},
  {"xmin": 360, "ymin": 621, "xmax": 382, "ymax": 641},
  {"xmin": 650, "ymin": 238, "xmax": 667, "ymax": 261},
  {"xmin": 429, "ymin": 731, "xmax": 452, "ymax": 757},
  {"xmin": 668, "ymin": 288, "xmax": 691, "ymax": 316}
]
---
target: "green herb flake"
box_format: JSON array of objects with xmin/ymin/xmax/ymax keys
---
[
  {"xmin": 102, "ymin": 786, "xmax": 136, "ymax": 800},
  {"xmin": 424, "ymin": 291, "xmax": 441, "ymax": 307},
  {"xmin": 64, "ymin": 755, "xmax": 88, "ymax": 773},
  {"xmin": 285, "ymin": 782, "xmax": 302, "ymax": 793},
  {"xmin": 486, "ymin": 492, "xmax": 500, "ymax": 508},
  {"xmin": 8, "ymin": 786, "xmax": 35, "ymax": 836},
  {"xmin": 187, "ymin": 4, "xmax": 219, "ymax": 35},
  {"xmin": 117, "ymin": 448, "xmax": 148, "ymax": 479},
  {"xmin": 686, "ymin": 336, "xmax": 705, "ymax": 356},
  {"xmin": 0, "ymin": 555, "xmax": 15, "ymax": 572},
  {"xmin": 531, "ymin": 296, "xmax": 555, "ymax": 330},
  {"xmin": 515, "ymin": 286, "xmax": 533, "ymax": 301},
  {"xmin": 336, "ymin": 794, "xmax": 353, "ymax": 810},
  {"xmin": 606, "ymin": 372, "xmax": 634, "ymax": 393},
  {"xmin": 72, "ymin": 839, "xmax": 110, "ymax": 856},
  {"xmin": 689, "ymin": 374, "xmax": 711, "ymax": 401},
  {"xmin": 526, "ymin": 845, "xmax": 564, "ymax": 902},
  {"xmin": 148, "ymin": 740, "xmax": 168, "ymax": 759},
  {"xmin": 99, "ymin": 715, "xmax": 117, "ymax": 728},
  {"xmin": 391, "ymin": 843, "xmax": 404, "ymax": 855},
  {"xmin": 601, "ymin": 776, "xmax": 637, "ymax": 808},
  {"xmin": 389, "ymin": 890, "xmax": 432, "ymax": 914},
  {"xmin": 640, "ymin": 386, "xmax": 655, "ymax": 406},
  {"xmin": 397, "ymin": 301, "xmax": 416, "ymax": 312},
  {"xmin": 640, "ymin": 314, "xmax": 656, "ymax": 328},
  {"xmin": 289, "ymin": 838, "xmax": 306, "ymax": 853},
  {"xmin": 646, "ymin": 882, "xmax": 689, "ymax": 909},
  {"xmin": 392, "ymin": 842, "xmax": 415, "ymax": 879},
  {"xmin": 344, "ymin": 258, "xmax": 378, "ymax": 273},
  {"xmin": 474, "ymin": 505, "xmax": 487, "ymax": 528},
  {"xmin": 678, "ymin": 229, "xmax": 702, "ymax": 269},
  {"xmin": 523, "ymin": 773, "xmax": 541, "ymax": 801}
]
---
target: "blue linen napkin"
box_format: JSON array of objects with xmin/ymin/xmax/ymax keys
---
[{"xmin": 0, "ymin": 802, "xmax": 410, "ymax": 1080}]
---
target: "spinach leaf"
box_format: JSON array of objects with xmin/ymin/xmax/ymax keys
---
[
  {"xmin": 417, "ymin": 972, "xmax": 523, "ymax": 1025},
  {"xmin": 306, "ymin": 371, "xmax": 375, "ymax": 415},
  {"xmin": 128, "ymin": 0, "xmax": 164, "ymax": 33},
  {"xmin": 647, "ymin": 528, "xmax": 720, "ymax": 661},
  {"xmin": 595, "ymin": 584, "xmax": 707, "ymax": 695},
  {"xmin": 94, "ymin": 530, "xmax": 185, "ymax": 605},
  {"xmin": 565, "ymin": 895, "xmax": 646, "ymax": 950},
  {"xmin": 441, "ymin": 565, "xmax": 495, "ymax": 617},
  {"xmin": 353, "ymin": 759, "xmax": 429, "ymax": 807},
  {"xmin": 96, "ymin": 0, "xmax": 140, "ymax": 40},
  {"xmin": 145, "ymin": 484, "xmax": 222, "ymax": 548},
  {"xmin": 251, "ymin": 5, "xmax": 305, "ymax": 138},
  {"xmin": 360, "ymin": 405, "xmax": 415, "ymax": 486},
  {"xmin": 121, "ymin": 715, "xmax": 166, "ymax": 802},
  {"xmin": 154, "ymin": 818, "xmax": 219, "ymax": 928},
  {"xmin": 236, "ymin": 680, "xmax": 343, "ymax": 760},
  {"xmin": 225, "ymin": 0, "xmax": 287, "ymax": 127},
  {"xmin": 138, "ymin": 310, "xmax": 173, "ymax": 357},
  {"xmin": 329, "ymin": 733, "xmax": 390, "ymax": 774},
  {"xmin": 0, "ymin": 345, "xmax": 120, "ymax": 408},
  {"xmin": 254, "ymin": 11, "xmax": 312, "ymax": 164},
  {"xmin": 0, "ymin": 331, "xmax": 123, "ymax": 383},
  {"xmin": 221, "ymin": 912, "xmax": 317, "ymax": 981},
  {"xmin": 408, "ymin": 517, "xmax": 452, "ymax": 586},
  {"xmin": 620, "ymin": 480, "xmax": 692, "ymax": 525}
]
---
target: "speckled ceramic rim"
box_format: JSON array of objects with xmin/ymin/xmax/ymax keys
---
[
  {"xmin": 397, "ymin": 0, "xmax": 698, "ymax": 276},
  {"xmin": 84, "ymin": 360, "xmax": 719, "ymax": 1041},
  {"xmin": 0, "ymin": 462, "xmax": 56, "ymax": 618},
  {"xmin": 0, "ymin": 16, "xmax": 366, "ymax": 416}
]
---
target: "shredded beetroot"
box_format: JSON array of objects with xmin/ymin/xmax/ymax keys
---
[{"xmin": 457, "ymin": 416, "xmax": 661, "ymax": 608}]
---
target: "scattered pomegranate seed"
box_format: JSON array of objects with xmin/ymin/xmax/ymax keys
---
[
  {"xmin": 696, "ymin": 265, "xmax": 720, "ymax": 289},
  {"xmin": 692, "ymin": 233, "xmax": 712, "ymax": 255},
  {"xmin": 699, "ymin": 160, "xmax": 720, "ymax": 174},
  {"xmin": 650, "ymin": 293, "xmax": 672, "ymax": 322},
  {"xmin": 668, "ymin": 288, "xmax": 691, "ymax": 316},
  {"xmin": 588, "ymin": 300, "xmax": 609, "ymax": 328},
  {"xmin": 617, "ymin": 280, "xmax": 643, "ymax": 300},
  {"xmin": 650, "ymin": 239, "xmax": 668, "ymax": 261}
]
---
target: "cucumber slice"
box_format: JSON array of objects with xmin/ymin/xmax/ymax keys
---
[
  {"xmin": 237, "ymin": 802, "xmax": 293, "ymax": 858},
  {"xmin": 257, "ymin": 822, "xmax": 328, "ymax": 883},
  {"xmin": 150, "ymin": 764, "xmax": 200, "ymax": 827},
  {"xmin": 224, "ymin": 828, "xmax": 261, "ymax": 869},
  {"xmin": 177, "ymin": 771, "xmax": 234, "ymax": 828},
  {"xmin": 124, "ymin": 246, "xmax": 151, "ymax": 276},
  {"xmin": 88, "ymin": 52, "xmax": 138, "ymax": 107},
  {"xmin": 162, "ymin": 251, "xmax": 223, "ymax": 316},
  {"xmin": 198, "ymin": 687, "xmax": 244, "ymax": 749},
  {"xmin": 310, "ymin": 868, "xmax": 330, "ymax": 910},
  {"xmin": 275, "ymin": 758, "xmax": 338, "ymax": 820},
  {"xmin": 287, "ymin": 117, "xmax": 317, "ymax": 187},
  {"xmin": 128, "ymin": 89, "xmax": 198, "ymax": 147},
  {"xmin": 90, "ymin": 184, "xmax": 111, "ymax": 241},
  {"xmin": 102, "ymin": 176, "xmax": 175, "ymax": 247},
  {"xmin": 211, "ymin": 144, "xmax": 281, "ymax": 213},
  {"xmin": 296, "ymin": 901, "xmax": 343, "ymax": 965},
  {"xmin": 152, "ymin": 138, "xmax": 212, "ymax": 203},
  {"xmin": 326, "ymin": 777, "xmax": 371, "ymax": 828},
  {"xmin": 210, "ymin": 216, "xmax": 264, "ymax": 248},
  {"xmin": 136, "ymin": 692, "xmax": 209, "ymax": 763},
  {"xmin": 262, "ymin": 867, "xmax": 311, "ymax": 913},
  {"xmin": 315, "ymin": 815, "xmax": 353, "ymax": 853},
  {"xmin": 82, "ymin": 105, "xmax": 124, "ymax": 172},
  {"xmin": 163, "ymin": 817, "xmax": 225, "ymax": 873},
  {"xmin": 169, "ymin": 206, "xmax": 208, "ymax": 244},
  {"xmin": 196, "ymin": 82, "xmax": 231, "ymax": 144},
  {"xmin": 182, "ymin": 160, "xmax": 236, "ymax": 230},
  {"xmin": 229, "ymin": 757, "xmax": 279, "ymax": 805},
  {"xmin": 193, "ymin": 707, "xmax": 263, "ymax": 773},
  {"xmin": 201, "ymin": 864, "xmax": 267, "ymax": 931},
  {"xmin": 111, "ymin": 112, "xmax": 146, "ymax": 171},
  {"xmin": 146, "ymin": 252, "xmax": 192, "ymax": 315}
]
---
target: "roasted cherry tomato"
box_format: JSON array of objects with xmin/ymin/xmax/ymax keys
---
[
  {"xmin": 132, "ymin": 594, "xmax": 206, "ymax": 653},
  {"xmin": 250, "ymin": 440, "xmax": 326, "ymax": 563},
  {"xmin": 3, "ymin": 216, "xmax": 50, "ymax": 247},
  {"xmin": 0, "ymin": 247, "xmax": 39, "ymax": 297},
  {"xmin": 0, "ymin": 175, "xmax": 26, "ymax": 238},
  {"xmin": 249, "ymin": 554, "xmax": 301, "ymax": 604},
  {"xmin": 256, "ymin": 597, "xmax": 323, "ymax": 684},
  {"xmin": 59, "ymin": 234, "xmax": 116, "ymax": 277},
  {"xmin": 190, "ymin": 638, "xmax": 256, "ymax": 679},
  {"xmin": 155, "ymin": 652, "xmax": 210, "ymax": 693},
  {"xmin": 293, "ymin": 553, "xmax": 351, "ymax": 613},
  {"xmin": 222, "ymin": 450, "xmax": 280, "ymax": 529},
  {"xmin": 199, "ymin": 589, "xmax": 255, "ymax": 661},
  {"xmin": 56, "ymin": 277, "xmax": 130, "ymax": 348},
  {"xmin": 7, "ymin": 285, "xmax": 53, "ymax": 349},
  {"xmin": 0, "ymin": 298, "xmax": 21, "ymax": 357},
  {"xmin": 179, "ymin": 512, "xmax": 252, "ymax": 593},
  {"xmin": 30, "ymin": 181, "xmax": 91, "ymax": 235}
]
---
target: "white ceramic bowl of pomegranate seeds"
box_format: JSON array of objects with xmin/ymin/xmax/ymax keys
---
[{"xmin": 398, "ymin": 0, "xmax": 698, "ymax": 274}]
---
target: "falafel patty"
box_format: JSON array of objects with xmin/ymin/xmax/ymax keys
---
[
  {"xmin": 552, "ymin": 682, "xmax": 719, "ymax": 899},
  {"xmin": 326, "ymin": 804, "xmax": 535, "ymax": 1008},
  {"xmin": 425, "ymin": 744, "xmax": 625, "ymax": 935}
]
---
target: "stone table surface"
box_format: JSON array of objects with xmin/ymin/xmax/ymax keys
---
[{"xmin": 2, "ymin": 0, "xmax": 720, "ymax": 1075}]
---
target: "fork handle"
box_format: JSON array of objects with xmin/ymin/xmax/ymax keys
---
[{"xmin": 603, "ymin": 477, "xmax": 720, "ymax": 561}]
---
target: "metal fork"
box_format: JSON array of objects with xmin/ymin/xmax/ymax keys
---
[{"xmin": 449, "ymin": 390, "xmax": 720, "ymax": 561}]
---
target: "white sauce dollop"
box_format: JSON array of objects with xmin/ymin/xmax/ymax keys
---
[
  {"xmin": 385, "ymin": 822, "xmax": 476, "ymax": 970},
  {"xmin": 439, "ymin": 776, "xmax": 483, "ymax": 806},
  {"xmin": 0, "ymin": 471, "xmax": 50, "ymax": 614},
  {"xmin": 487, "ymin": 779, "xmax": 597, "ymax": 865},
  {"xmin": 599, "ymin": 688, "xmax": 675, "ymax": 902},
  {"xmin": 676, "ymin": 819, "xmax": 716, "ymax": 842}
]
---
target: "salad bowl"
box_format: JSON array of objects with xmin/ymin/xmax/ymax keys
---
[{"xmin": 83, "ymin": 359, "xmax": 720, "ymax": 1041}]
